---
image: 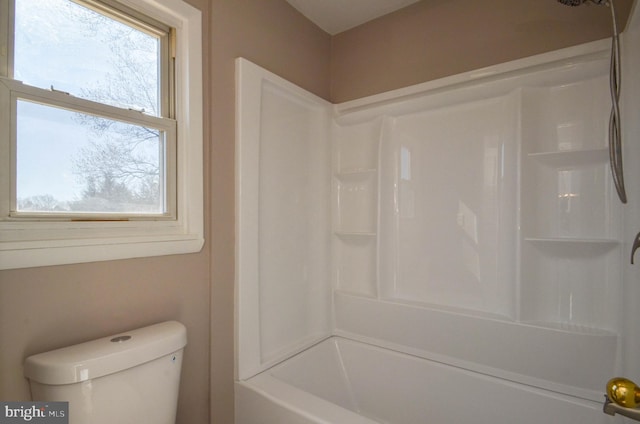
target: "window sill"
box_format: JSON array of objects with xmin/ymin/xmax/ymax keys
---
[{"xmin": 0, "ymin": 232, "xmax": 204, "ymax": 269}]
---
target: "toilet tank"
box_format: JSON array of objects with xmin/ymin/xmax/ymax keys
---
[{"xmin": 24, "ymin": 321, "xmax": 187, "ymax": 424}]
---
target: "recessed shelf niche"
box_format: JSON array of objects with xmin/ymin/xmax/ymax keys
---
[
  {"xmin": 519, "ymin": 74, "xmax": 621, "ymax": 332},
  {"xmin": 332, "ymin": 118, "xmax": 382, "ymax": 297}
]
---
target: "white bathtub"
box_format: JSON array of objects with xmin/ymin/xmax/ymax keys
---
[{"xmin": 236, "ymin": 336, "xmax": 607, "ymax": 424}]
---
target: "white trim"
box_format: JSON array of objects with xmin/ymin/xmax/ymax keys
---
[
  {"xmin": 0, "ymin": 0, "xmax": 203, "ymax": 270},
  {"xmin": 334, "ymin": 39, "xmax": 612, "ymax": 121}
]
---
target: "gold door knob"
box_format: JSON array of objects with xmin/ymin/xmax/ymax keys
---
[{"xmin": 607, "ymin": 377, "xmax": 640, "ymax": 408}]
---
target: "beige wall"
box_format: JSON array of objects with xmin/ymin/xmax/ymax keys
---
[
  {"xmin": 0, "ymin": 254, "xmax": 211, "ymax": 423},
  {"xmin": 0, "ymin": 0, "xmax": 212, "ymax": 423},
  {"xmin": 330, "ymin": 0, "xmax": 635, "ymax": 102}
]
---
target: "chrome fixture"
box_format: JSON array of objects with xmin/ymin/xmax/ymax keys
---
[{"xmin": 557, "ymin": 0, "xmax": 627, "ymax": 203}]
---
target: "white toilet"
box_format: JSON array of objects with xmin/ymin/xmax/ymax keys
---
[{"xmin": 24, "ymin": 321, "xmax": 187, "ymax": 424}]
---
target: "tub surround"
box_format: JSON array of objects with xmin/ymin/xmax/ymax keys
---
[{"xmin": 236, "ymin": 33, "xmax": 633, "ymax": 422}]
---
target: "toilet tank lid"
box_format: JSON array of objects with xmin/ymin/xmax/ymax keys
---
[{"xmin": 24, "ymin": 321, "xmax": 187, "ymax": 385}]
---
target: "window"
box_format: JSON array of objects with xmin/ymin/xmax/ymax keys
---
[
  {"xmin": 0, "ymin": 0, "xmax": 204, "ymax": 269},
  {"xmin": 11, "ymin": 0, "xmax": 174, "ymax": 217}
]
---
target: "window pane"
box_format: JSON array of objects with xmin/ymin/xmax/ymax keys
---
[
  {"xmin": 14, "ymin": 0, "xmax": 161, "ymax": 115},
  {"xmin": 16, "ymin": 100, "xmax": 165, "ymax": 214}
]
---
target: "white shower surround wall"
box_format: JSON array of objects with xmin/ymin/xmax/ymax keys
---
[{"xmin": 236, "ymin": 16, "xmax": 640, "ymax": 420}]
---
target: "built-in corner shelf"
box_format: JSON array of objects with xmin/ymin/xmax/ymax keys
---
[
  {"xmin": 527, "ymin": 148, "xmax": 608, "ymax": 168},
  {"xmin": 335, "ymin": 168, "xmax": 377, "ymax": 180},
  {"xmin": 519, "ymin": 75, "xmax": 621, "ymax": 332},
  {"xmin": 333, "ymin": 119, "xmax": 382, "ymax": 299},
  {"xmin": 525, "ymin": 237, "xmax": 618, "ymax": 243},
  {"xmin": 335, "ymin": 231, "xmax": 377, "ymax": 238},
  {"xmin": 525, "ymin": 237, "xmax": 618, "ymax": 248},
  {"xmin": 334, "ymin": 168, "xmax": 377, "ymax": 235},
  {"xmin": 520, "ymin": 320, "xmax": 617, "ymax": 337}
]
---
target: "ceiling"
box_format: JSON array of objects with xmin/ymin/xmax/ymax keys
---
[{"xmin": 285, "ymin": 0, "xmax": 421, "ymax": 35}]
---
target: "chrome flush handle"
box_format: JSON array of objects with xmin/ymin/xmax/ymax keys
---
[{"xmin": 631, "ymin": 232, "xmax": 640, "ymax": 265}]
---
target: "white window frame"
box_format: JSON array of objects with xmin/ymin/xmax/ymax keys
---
[{"xmin": 0, "ymin": 0, "xmax": 204, "ymax": 270}]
